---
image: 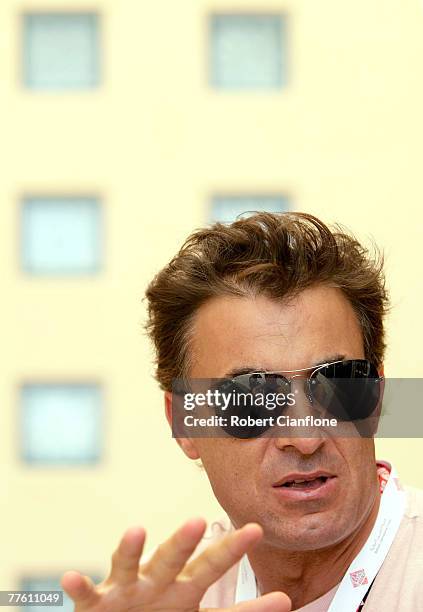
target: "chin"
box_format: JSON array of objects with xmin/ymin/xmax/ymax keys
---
[{"xmin": 261, "ymin": 513, "xmax": 353, "ymax": 551}]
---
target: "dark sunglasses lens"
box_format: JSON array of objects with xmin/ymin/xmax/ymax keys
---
[
  {"xmin": 214, "ymin": 375, "xmax": 288, "ymax": 438},
  {"xmin": 309, "ymin": 360, "xmax": 381, "ymax": 420}
]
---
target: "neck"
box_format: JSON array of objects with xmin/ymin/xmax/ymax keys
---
[{"xmin": 248, "ymin": 489, "xmax": 381, "ymax": 609}]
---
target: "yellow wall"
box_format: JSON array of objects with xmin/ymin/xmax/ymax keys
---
[{"xmin": 1, "ymin": 0, "xmax": 422, "ymax": 588}]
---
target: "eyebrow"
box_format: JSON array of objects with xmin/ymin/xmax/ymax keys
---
[{"xmin": 223, "ymin": 354, "xmax": 346, "ymax": 379}]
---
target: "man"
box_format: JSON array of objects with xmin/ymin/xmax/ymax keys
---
[{"xmin": 61, "ymin": 212, "xmax": 423, "ymax": 611}]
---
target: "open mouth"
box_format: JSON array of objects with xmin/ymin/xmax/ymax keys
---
[
  {"xmin": 279, "ymin": 476, "xmax": 330, "ymax": 490},
  {"xmin": 272, "ymin": 472, "xmax": 337, "ymax": 500}
]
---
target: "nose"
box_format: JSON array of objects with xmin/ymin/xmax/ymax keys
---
[
  {"xmin": 273, "ymin": 433, "xmax": 325, "ymax": 455},
  {"xmin": 272, "ymin": 377, "xmax": 326, "ymax": 455}
]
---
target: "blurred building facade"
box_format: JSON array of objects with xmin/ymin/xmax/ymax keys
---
[{"xmin": 1, "ymin": 0, "xmax": 423, "ymax": 608}]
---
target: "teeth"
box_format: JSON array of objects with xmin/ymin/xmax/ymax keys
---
[{"xmin": 280, "ymin": 476, "xmax": 329, "ymax": 487}]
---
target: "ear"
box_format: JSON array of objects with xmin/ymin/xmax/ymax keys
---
[{"xmin": 164, "ymin": 391, "xmax": 201, "ymax": 460}]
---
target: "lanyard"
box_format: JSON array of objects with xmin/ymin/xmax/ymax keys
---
[{"xmin": 235, "ymin": 464, "xmax": 406, "ymax": 611}]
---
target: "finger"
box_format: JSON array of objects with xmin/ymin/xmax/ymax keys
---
[
  {"xmin": 203, "ymin": 591, "xmax": 292, "ymax": 612},
  {"xmin": 183, "ymin": 523, "xmax": 263, "ymax": 595},
  {"xmin": 108, "ymin": 526, "xmax": 146, "ymax": 585},
  {"xmin": 60, "ymin": 571, "xmax": 101, "ymax": 609},
  {"xmin": 141, "ymin": 517, "xmax": 207, "ymax": 590},
  {"xmin": 231, "ymin": 592, "xmax": 292, "ymax": 611}
]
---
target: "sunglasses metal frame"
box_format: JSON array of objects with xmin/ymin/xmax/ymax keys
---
[{"xmin": 227, "ymin": 359, "xmax": 384, "ymax": 410}]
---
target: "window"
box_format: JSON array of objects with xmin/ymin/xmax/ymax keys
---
[
  {"xmin": 21, "ymin": 384, "xmax": 102, "ymax": 465},
  {"xmin": 211, "ymin": 195, "xmax": 289, "ymax": 223},
  {"xmin": 210, "ymin": 14, "xmax": 286, "ymax": 89},
  {"xmin": 23, "ymin": 13, "xmax": 100, "ymax": 89},
  {"xmin": 21, "ymin": 196, "xmax": 101, "ymax": 275}
]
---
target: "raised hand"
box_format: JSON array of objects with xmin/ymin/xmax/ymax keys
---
[{"xmin": 61, "ymin": 517, "xmax": 291, "ymax": 612}]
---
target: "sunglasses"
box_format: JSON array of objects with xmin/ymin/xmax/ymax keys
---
[{"xmin": 210, "ymin": 359, "xmax": 383, "ymax": 438}]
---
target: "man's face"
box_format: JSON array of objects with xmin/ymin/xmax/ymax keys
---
[{"xmin": 171, "ymin": 285, "xmax": 380, "ymax": 551}]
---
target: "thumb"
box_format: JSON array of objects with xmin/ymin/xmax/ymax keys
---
[{"xmin": 206, "ymin": 590, "xmax": 292, "ymax": 612}]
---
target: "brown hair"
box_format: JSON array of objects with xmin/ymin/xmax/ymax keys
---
[{"xmin": 144, "ymin": 212, "xmax": 389, "ymax": 391}]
